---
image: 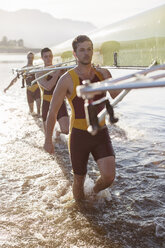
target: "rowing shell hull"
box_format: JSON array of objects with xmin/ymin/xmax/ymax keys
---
[{"xmin": 51, "ymin": 4, "xmax": 165, "ymax": 67}]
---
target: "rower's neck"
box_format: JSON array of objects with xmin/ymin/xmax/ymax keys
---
[
  {"xmin": 27, "ymin": 63, "xmax": 33, "ymax": 66},
  {"xmin": 44, "ymin": 63, "xmax": 53, "ymax": 67},
  {"xmin": 76, "ymin": 63, "xmax": 94, "ymax": 80}
]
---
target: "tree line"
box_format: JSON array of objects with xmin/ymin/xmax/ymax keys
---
[{"xmin": 0, "ymin": 36, "xmax": 24, "ymax": 47}]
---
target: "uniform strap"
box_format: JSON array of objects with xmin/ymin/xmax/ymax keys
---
[{"xmin": 68, "ymin": 69, "xmax": 80, "ymax": 101}]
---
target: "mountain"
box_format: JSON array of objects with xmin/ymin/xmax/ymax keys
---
[{"xmin": 0, "ymin": 9, "xmax": 96, "ymax": 48}]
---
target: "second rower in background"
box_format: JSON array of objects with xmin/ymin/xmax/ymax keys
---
[{"xmin": 36, "ymin": 47, "xmax": 69, "ymax": 135}]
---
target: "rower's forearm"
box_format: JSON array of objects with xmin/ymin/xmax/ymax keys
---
[
  {"xmin": 110, "ymin": 89, "xmax": 122, "ymax": 99},
  {"xmin": 45, "ymin": 114, "xmax": 57, "ymax": 142},
  {"xmin": 45, "ymin": 72, "xmax": 60, "ymax": 90},
  {"xmin": 38, "ymin": 80, "xmax": 50, "ymax": 91},
  {"xmin": 5, "ymin": 83, "xmax": 12, "ymax": 91},
  {"xmin": 38, "ymin": 74, "xmax": 58, "ymax": 91}
]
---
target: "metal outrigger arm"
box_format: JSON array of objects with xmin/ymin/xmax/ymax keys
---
[
  {"xmin": 77, "ymin": 64, "xmax": 165, "ymax": 135},
  {"xmin": 84, "ymin": 95, "xmax": 118, "ymax": 136}
]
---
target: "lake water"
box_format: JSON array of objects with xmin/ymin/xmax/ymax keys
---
[{"xmin": 0, "ymin": 54, "xmax": 165, "ymax": 248}]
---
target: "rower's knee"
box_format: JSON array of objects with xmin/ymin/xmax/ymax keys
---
[
  {"xmin": 61, "ymin": 127, "xmax": 69, "ymax": 135},
  {"xmin": 97, "ymin": 156, "xmax": 116, "ymax": 187},
  {"xmin": 102, "ymin": 173, "xmax": 115, "ymax": 187}
]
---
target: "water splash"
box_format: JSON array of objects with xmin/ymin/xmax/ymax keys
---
[{"xmin": 155, "ymin": 217, "xmax": 165, "ymax": 238}]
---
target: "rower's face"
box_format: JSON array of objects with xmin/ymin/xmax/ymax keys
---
[
  {"xmin": 74, "ymin": 41, "xmax": 93, "ymax": 65},
  {"xmin": 42, "ymin": 51, "xmax": 53, "ymax": 66},
  {"xmin": 27, "ymin": 54, "xmax": 34, "ymax": 64}
]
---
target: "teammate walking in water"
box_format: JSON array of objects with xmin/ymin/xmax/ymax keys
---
[
  {"xmin": 44, "ymin": 35, "xmax": 120, "ymax": 200},
  {"xmin": 36, "ymin": 47, "xmax": 69, "ymax": 134},
  {"xmin": 4, "ymin": 52, "xmax": 41, "ymax": 117}
]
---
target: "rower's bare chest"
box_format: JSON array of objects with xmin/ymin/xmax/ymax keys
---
[{"xmin": 67, "ymin": 71, "xmax": 99, "ymax": 98}]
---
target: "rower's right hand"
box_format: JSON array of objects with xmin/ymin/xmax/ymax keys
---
[{"xmin": 44, "ymin": 141, "xmax": 54, "ymax": 154}]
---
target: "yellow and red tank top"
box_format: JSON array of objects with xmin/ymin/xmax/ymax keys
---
[
  {"xmin": 67, "ymin": 69, "xmax": 106, "ymax": 131},
  {"xmin": 25, "ymin": 74, "xmax": 39, "ymax": 93},
  {"xmin": 41, "ymin": 75, "xmax": 60, "ymax": 102}
]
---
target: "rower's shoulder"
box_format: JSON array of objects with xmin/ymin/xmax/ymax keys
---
[
  {"xmin": 95, "ymin": 67, "xmax": 112, "ymax": 79},
  {"xmin": 58, "ymin": 70, "xmax": 73, "ymax": 83},
  {"xmin": 36, "ymin": 68, "xmax": 49, "ymax": 76},
  {"xmin": 35, "ymin": 71, "xmax": 43, "ymax": 78}
]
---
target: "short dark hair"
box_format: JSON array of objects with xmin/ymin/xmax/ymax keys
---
[
  {"xmin": 41, "ymin": 47, "xmax": 52, "ymax": 57},
  {"xmin": 72, "ymin": 35, "xmax": 93, "ymax": 52}
]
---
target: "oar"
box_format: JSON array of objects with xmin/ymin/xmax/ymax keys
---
[
  {"xmin": 76, "ymin": 64, "xmax": 165, "ymax": 98},
  {"xmin": 77, "ymin": 64, "xmax": 165, "ymax": 135},
  {"xmin": 31, "ymin": 65, "xmax": 76, "ymax": 85},
  {"xmin": 28, "ymin": 60, "xmax": 76, "ymax": 74}
]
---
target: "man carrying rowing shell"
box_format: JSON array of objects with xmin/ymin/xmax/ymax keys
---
[
  {"xmin": 44, "ymin": 35, "xmax": 121, "ymax": 201},
  {"xmin": 36, "ymin": 47, "xmax": 69, "ymax": 134},
  {"xmin": 4, "ymin": 52, "xmax": 41, "ymax": 117}
]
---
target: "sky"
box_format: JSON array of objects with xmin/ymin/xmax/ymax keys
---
[{"xmin": 0, "ymin": 0, "xmax": 165, "ymax": 28}]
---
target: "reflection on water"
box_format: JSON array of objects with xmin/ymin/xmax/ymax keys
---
[
  {"xmin": 0, "ymin": 56, "xmax": 165, "ymax": 248},
  {"xmin": 0, "ymin": 53, "xmax": 27, "ymax": 63}
]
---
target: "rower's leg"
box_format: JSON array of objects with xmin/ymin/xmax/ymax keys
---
[
  {"xmin": 26, "ymin": 89, "xmax": 34, "ymax": 114},
  {"xmin": 93, "ymin": 156, "xmax": 115, "ymax": 193},
  {"xmin": 58, "ymin": 116, "xmax": 69, "ymax": 134},
  {"xmin": 73, "ymin": 174, "xmax": 86, "ymax": 201},
  {"xmin": 36, "ymin": 98, "xmax": 41, "ymax": 116},
  {"xmin": 28, "ymin": 102, "xmax": 34, "ymax": 114}
]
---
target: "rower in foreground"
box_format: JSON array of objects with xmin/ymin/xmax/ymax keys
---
[{"xmin": 44, "ymin": 35, "xmax": 121, "ymax": 201}]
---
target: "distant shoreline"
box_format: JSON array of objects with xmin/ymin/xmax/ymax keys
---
[{"xmin": 0, "ymin": 47, "xmax": 41, "ymax": 54}]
